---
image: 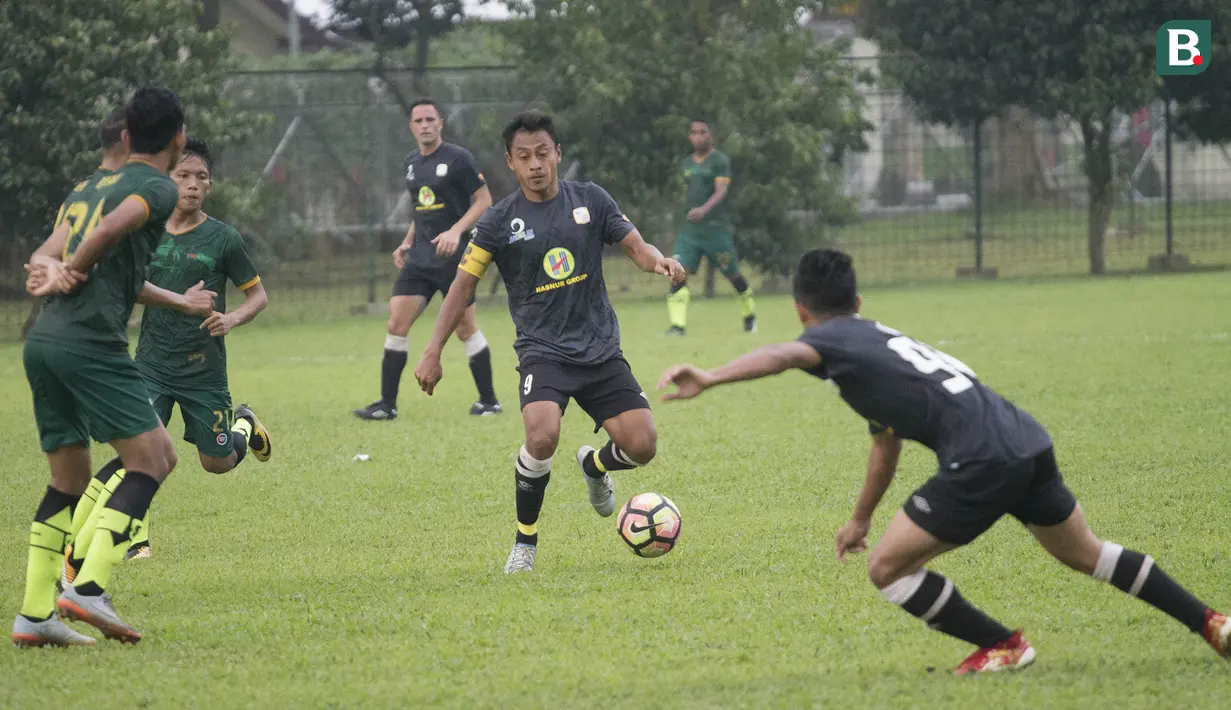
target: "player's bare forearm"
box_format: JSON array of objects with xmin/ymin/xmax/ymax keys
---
[
  {"xmin": 32, "ymin": 223, "xmax": 71, "ymax": 262},
  {"xmin": 403, "ymin": 221, "xmax": 415, "ymax": 247},
  {"xmin": 451, "ymin": 186, "xmax": 493, "ymax": 235},
  {"xmin": 620, "ymin": 230, "xmax": 664, "ymax": 273},
  {"xmin": 698, "ymin": 181, "xmax": 730, "ymax": 217},
  {"xmin": 852, "ymin": 432, "xmax": 902, "ymax": 522},
  {"xmin": 425, "ymin": 271, "xmax": 479, "ymax": 354},
  {"xmin": 229, "ymin": 282, "xmax": 269, "ymax": 327},
  {"xmin": 137, "ymin": 282, "xmax": 189, "ymax": 312},
  {"xmin": 67, "ymin": 196, "xmax": 149, "ymax": 273},
  {"xmin": 709, "ymin": 342, "xmax": 823, "ymax": 386}
]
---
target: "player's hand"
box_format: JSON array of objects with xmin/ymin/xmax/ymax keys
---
[
  {"xmin": 657, "ymin": 364, "xmax": 714, "ymax": 401},
  {"xmin": 27, "ymin": 261, "xmax": 84, "ymax": 296},
  {"xmin": 183, "ymin": 281, "xmax": 218, "ymax": 317},
  {"xmin": 24, "ymin": 262, "xmax": 50, "ymax": 294},
  {"xmin": 655, "ymin": 257, "xmax": 686, "ymax": 285},
  {"xmin": 686, "ymin": 207, "xmax": 706, "ymax": 223},
  {"xmin": 835, "ymin": 519, "xmax": 871, "ymax": 561},
  {"xmin": 201, "ymin": 311, "xmax": 236, "ymax": 337},
  {"xmin": 414, "ymin": 350, "xmax": 443, "ymax": 395},
  {"xmin": 393, "ymin": 243, "xmax": 412, "ymax": 269},
  {"xmin": 431, "ymin": 229, "xmax": 462, "ymax": 258}
]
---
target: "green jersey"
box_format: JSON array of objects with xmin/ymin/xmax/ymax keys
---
[
  {"xmin": 135, "ymin": 216, "xmax": 260, "ymax": 389},
  {"xmin": 680, "ymin": 149, "xmax": 732, "ymax": 225},
  {"xmin": 29, "ymin": 161, "xmax": 179, "ymax": 348}
]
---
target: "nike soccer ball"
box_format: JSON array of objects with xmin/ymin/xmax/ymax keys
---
[{"xmin": 617, "ymin": 492, "xmax": 681, "ymax": 558}]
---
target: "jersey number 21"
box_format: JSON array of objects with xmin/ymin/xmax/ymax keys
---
[{"xmin": 877, "ymin": 323, "xmax": 976, "ymax": 394}]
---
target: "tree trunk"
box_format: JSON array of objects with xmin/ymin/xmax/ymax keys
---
[
  {"xmin": 412, "ymin": 31, "xmax": 431, "ymax": 97},
  {"xmin": 1080, "ymin": 115, "xmax": 1114, "ymax": 275}
]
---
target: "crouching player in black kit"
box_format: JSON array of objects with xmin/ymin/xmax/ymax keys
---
[
  {"xmin": 414, "ymin": 111, "xmax": 685, "ymax": 573},
  {"xmin": 658, "ymin": 248, "xmax": 1231, "ymax": 674}
]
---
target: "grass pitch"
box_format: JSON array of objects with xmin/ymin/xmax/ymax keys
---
[{"xmin": 2, "ymin": 272, "xmax": 1229, "ymax": 708}]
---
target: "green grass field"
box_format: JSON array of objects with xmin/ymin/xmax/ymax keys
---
[{"xmin": 2, "ymin": 272, "xmax": 1230, "ymax": 708}]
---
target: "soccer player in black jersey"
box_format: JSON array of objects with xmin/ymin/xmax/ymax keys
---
[
  {"xmin": 354, "ymin": 98, "xmax": 499, "ymax": 421},
  {"xmin": 414, "ymin": 111, "xmax": 685, "ymax": 573},
  {"xmin": 659, "ymin": 248, "xmax": 1231, "ymax": 674}
]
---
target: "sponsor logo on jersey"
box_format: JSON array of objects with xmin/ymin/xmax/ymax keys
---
[
  {"xmin": 217, "ymin": 432, "xmax": 228, "ymax": 446},
  {"xmin": 543, "ymin": 248, "xmax": 575, "ymax": 280},
  {"xmin": 406, "ymin": 164, "xmax": 414, "ymax": 181},
  {"xmin": 572, "ymin": 207, "xmax": 591, "ymax": 224},
  {"xmin": 911, "ymin": 495, "xmax": 931, "ymax": 514},
  {"xmin": 436, "ymin": 163, "xmax": 448, "ymax": 177},
  {"xmin": 416, "ymin": 186, "xmax": 444, "ymax": 212},
  {"xmin": 509, "ymin": 217, "xmax": 536, "ymax": 244}
]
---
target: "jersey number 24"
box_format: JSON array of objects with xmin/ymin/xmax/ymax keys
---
[{"xmin": 876, "ymin": 322, "xmax": 976, "ymax": 394}]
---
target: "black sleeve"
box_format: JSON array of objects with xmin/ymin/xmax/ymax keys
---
[
  {"xmin": 452, "ymin": 146, "xmax": 485, "ymax": 196},
  {"xmin": 867, "ymin": 420, "xmax": 890, "ymax": 435},
  {"xmin": 796, "ymin": 326, "xmax": 836, "ymax": 380},
  {"xmin": 588, "ymin": 183, "xmax": 635, "ymax": 245},
  {"xmin": 470, "ymin": 203, "xmax": 503, "ymax": 255}
]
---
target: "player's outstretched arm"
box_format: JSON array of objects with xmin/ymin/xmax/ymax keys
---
[
  {"xmin": 414, "ymin": 270, "xmax": 479, "ymax": 395},
  {"xmin": 620, "ymin": 230, "xmax": 685, "ymax": 284},
  {"xmin": 139, "ymin": 280, "xmax": 216, "ymax": 316},
  {"xmin": 836, "ymin": 432, "xmax": 902, "ymax": 560},
  {"xmin": 65, "ymin": 196, "xmax": 150, "ymax": 276},
  {"xmin": 658, "ymin": 341, "xmax": 822, "ymax": 401}
]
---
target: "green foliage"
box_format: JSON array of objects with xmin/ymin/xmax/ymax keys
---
[
  {"xmin": 329, "ymin": 0, "xmax": 463, "ymax": 53},
  {"xmin": 502, "ymin": 0, "xmax": 868, "ymax": 275},
  {"xmin": 0, "ymin": 0, "xmax": 264, "ymax": 259}
]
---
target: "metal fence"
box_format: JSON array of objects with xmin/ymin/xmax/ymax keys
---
[{"xmin": 3, "ymin": 58, "xmax": 1230, "ymax": 339}]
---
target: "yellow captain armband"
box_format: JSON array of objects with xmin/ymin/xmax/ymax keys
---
[{"xmin": 458, "ymin": 242, "xmax": 492, "ymax": 278}]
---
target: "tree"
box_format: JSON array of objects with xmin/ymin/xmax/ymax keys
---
[
  {"xmin": 328, "ymin": 0, "xmax": 465, "ymax": 106},
  {"xmin": 867, "ymin": 0, "xmax": 1164, "ymax": 275},
  {"xmin": 502, "ymin": 0, "xmax": 869, "ymax": 277},
  {"xmin": 0, "ymin": 0, "xmax": 263, "ymax": 276}
]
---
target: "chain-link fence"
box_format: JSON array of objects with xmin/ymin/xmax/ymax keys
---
[{"xmin": 3, "ymin": 58, "xmax": 1229, "ymax": 339}]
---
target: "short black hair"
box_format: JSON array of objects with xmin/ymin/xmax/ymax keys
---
[
  {"xmin": 125, "ymin": 86, "xmax": 185, "ymax": 155},
  {"xmin": 409, "ymin": 97, "xmax": 443, "ymax": 118},
  {"xmin": 502, "ymin": 110, "xmax": 559, "ymax": 153},
  {"xmin": 689, "ymin": 117, "xmax": 712, "ymax": 129},
  {"xmin": 99, "ymin": 106, "xmax": 127, "ymax": 150},
  {"xmin": 180, "ymin": 136, "xmax": 213, "ymax": 175},
  {"xmin": 794, "ymin": 248, "xmax": 858, "ymax": 316}
]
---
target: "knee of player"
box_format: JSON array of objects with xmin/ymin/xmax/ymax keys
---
[
  {"xmin": 199, "ymin": 455, "xmax": 234, "ymax": 475},
  {"xmin": 866, "ymin": 552, "xmax": 903, "ymax": 590},
  {"xmin": 624, "ymin": 428, "xmax": 658, "ymax": 464},
  {"xmin": 386, "ymin": 319, "xmax": 410, "ymax": 337},
  {"xmin": 524, "ymin": 430, "xmax": 560, "ymax": 460}
]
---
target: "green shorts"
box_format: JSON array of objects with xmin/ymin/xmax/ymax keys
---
[
  {"xmin": 23, "ymin": 338, "xmax": 161, "ymax": 452},
  {"xmin": 673, "ymin": 224, "xmax": 740, "ymax": 276},
  {"xmin": 144, "ymin": 375, "xmax": 236, "ymax": 459}
]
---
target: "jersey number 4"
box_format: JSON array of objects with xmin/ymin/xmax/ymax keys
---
[{"xmin": 878, "ymin": 324, "xmax": 976, "ymax": 394}]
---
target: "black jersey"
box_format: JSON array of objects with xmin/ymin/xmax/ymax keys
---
[
  {"xmin": 467, "ymin": 180, "xmax": 634, "ymax": 366},
  {"xmin": 798, "ymin": 316, "xmax": 1052, "ymax": 470},
  {"xmin": 404, "ymin": 142, "xmax": 485, "ymax": 270}
]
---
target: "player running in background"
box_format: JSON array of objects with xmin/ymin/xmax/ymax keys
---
[
  {"xmin": 63, "ymin": 136, "xmax": 271, "ymax": 576},
  {"xmin": 414, "ymin": 110, "xmax": 685, "ymax": 573},
  {"xmin": 658, "ymin": 248, "xmax": 1231, "ymax": 674},
  {"xmin": 354, "ymin": 98, "xmax": 499, "ymax": 421},
  {"xmin": 14, "ymin": 88, "xmax": 187, "ymax": 646},
  {"xmin": 665, "ymin": 118, "xmax": 756, "ymax": 336}
]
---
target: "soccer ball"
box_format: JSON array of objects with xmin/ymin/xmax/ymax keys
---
[{"xmin": 617, "ymin": 492, "xmax": 681, "ymax": 558}]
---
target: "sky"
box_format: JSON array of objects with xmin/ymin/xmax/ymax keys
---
[{"xmin": 290, "ymin": 0, "xmax": 511, "ymax": 23}]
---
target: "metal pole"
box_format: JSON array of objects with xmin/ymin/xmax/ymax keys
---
[
  {"xmin": 1164, "ymin": 100, "xmax": 1174, "ymax": 256},
  {"xmin": 973, "ymin": 120, "xmax": 983, "ymax": 271},
  {"xmin": 365, "ymin": 88, "xmax": 377, "ymax": 306}
]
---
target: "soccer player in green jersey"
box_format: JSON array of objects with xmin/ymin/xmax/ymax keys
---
[
  {"xmin": 666, "ymin": 118, "xmax": 756, "ymax": 336},
  {"xmin": 13, "ymin": 88, "xmax": 187, "ymax": 647},
  {"xmin": 63, "ymin": 136, "xmax": 272, "ymax": 576}
]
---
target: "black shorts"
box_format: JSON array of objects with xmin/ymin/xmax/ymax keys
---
[
  {"xmin": 903, "ymin": 447, "xmax": 1077, "ymax": 545},
  {"xmin": 392, "ymin": 262, "xmax": 475, "ymax": 306},
  {"xmin": 517, "ymin": 357, "xmax": 650, "ymax": 432}
]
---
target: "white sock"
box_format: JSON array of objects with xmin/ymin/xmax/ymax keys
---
[{"xmin": 461, "ymin": 330, "xmax": 488, "ymax": 358}]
